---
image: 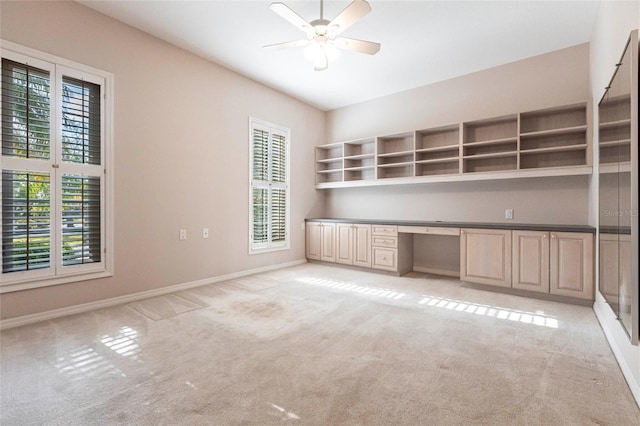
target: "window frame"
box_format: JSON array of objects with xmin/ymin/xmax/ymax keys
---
[
  {"xmin": 248, "ymin": 117, "xmax": 290, "ymax": 255},
  {"xmin": 0, "ymin": 40, "xmax": 114, "ymax": 293}
]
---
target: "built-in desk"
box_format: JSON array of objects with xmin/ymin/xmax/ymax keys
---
[{"xmin": 306, "ymin": 218, "xmax": 595, "ymax": 302}]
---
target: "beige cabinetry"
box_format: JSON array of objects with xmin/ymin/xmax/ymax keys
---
[
  {"xmin": 462, "ymin": 228, "xmax": 594, "ymax": 300},
  {"xmin": 336, "ymin": 223, "xmax": 372, "ymax": 268},
  {"xmin": 305, "ymin": 222, "xmax": 322, "ymax": 261},
  {"xmin": 309, "ymin": 220, "xmax": 595, "ymax": 302},
  {"xmin": 460, "ymin": 228, "xmax": 512, "ymax": 287},
  {"xmin": 371, "ymin": 226, "xmax": 413, "ymax": 274},
  {"xmin": 306, "ymin": 221, "xmax": 336, "ymax": 262},
  {"xmin": 549, "ymin": 232, "xmax": 594, "ymax": 300},
  {"xmin": 320, "ymin": 222, "xmax": 336, "ymax": 262},
  {"xmin": 512, "ymin": 230, "xmax": 550, "ymax": 293}
]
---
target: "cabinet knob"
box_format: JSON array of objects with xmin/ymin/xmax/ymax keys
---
[
  {"xmin": 551, "ymin": 234, "xmax": 556, "ymax": 239},
  {"xmin": 543, "ymin": 234, "xmax": 546, "ymax": 238},
  {"xmin": 461, "ymin": 230, "xmax": 465, "ymax": 234}
]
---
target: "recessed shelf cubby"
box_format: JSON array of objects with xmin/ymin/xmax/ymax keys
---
[
  {"xmin": 598, "ymin": 94, "xmax": 631, "ymax": 169},
  {"xmin": 518, "ymin": 103, "xmax": 589, "ymax": 169},
  {"xmin": 376, "ymin": 133, "xmax": 414, "ymax": 179},
  {"xmin": 462, "ymin": 116, "xmax": 518, "ymax": 174},
  {"xmin": 315, "ymin": 101, "xmax": 591, "ymax": 188}
]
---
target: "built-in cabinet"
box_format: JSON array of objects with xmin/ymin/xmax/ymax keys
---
[
  {"xmin": 549, "ymin": 232, "xmax": 594, "ymax": 299},
  {"xmin": 512, "ymin": 230, "xmax": 550, "ymax": 293},
  {"xmin": 460, "ymin": 228, "xmax": 594, "ymax": 300},
  {"xmin": 305, "ymin": 221, "xmax": 322, "ymax": 260},
  {"xmin": 305, "ymin": 222, "xmax": 337, "ymax": 262},
  {"xmin": 316, "ymin": 102, "xmax": 591, "ymax": 188},
  {"xmin": 460, "ymin": 229, "xmax": 512, "ymax": 288},
  {"xmin": 370, "ymin": 225, "xmax": 413, "ymax": 274},
  {"xmin": 308, "ymin": 220, "xmax": 595, "ymax": 302},
  {"xmin": 309, "ymin": 222, "xmax": 412, "ymax": 275},
  {"xmin": 336, "ymin": 223, "xmax": 372, "ymax": 268}
]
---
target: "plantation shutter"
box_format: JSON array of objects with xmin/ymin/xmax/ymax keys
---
[
  {"xmin": 1, "ymin": 59, "xmax": 51, "ymax": 159},
  {"xmin": 270, "ymin": 132, "xmax": 287, "ymax": 244},
  {"xmin": 1, "ymin": 50, "xmax": 107, "ymax": 285},
  {"xmin": 1, "ymin": 59, "xmax": 53, "ymax": 274},
  {"xmin": 60, "ymin": 76, "xmax": 102, "ymax": 266},
  {"xmin": 1, "ymin": 171, "xmax": 51, "ymax": 272},
  {"xmin": 249, "ymin": 120, "xmax": 289, "ymax": 252}
]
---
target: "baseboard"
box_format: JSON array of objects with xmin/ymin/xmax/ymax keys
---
[
  {"xmin": 593, "ymin": 294, "xmax": 640, "ymax": 409},
  {"xmin": 413, "ymin": 266, "xmax": 460, "ymax": 278},
  {"xmin": 0, "ymin": 259, "xmax": 307, "ymax": 330}
]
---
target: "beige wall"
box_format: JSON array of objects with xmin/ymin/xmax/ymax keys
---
[
  {"xmin": 325, "ymin": 44, "xmax": 591, "ymax": 225},
  {"xmin": 0, "ymin": 1, "xmax": 325, "ymax": 319}
]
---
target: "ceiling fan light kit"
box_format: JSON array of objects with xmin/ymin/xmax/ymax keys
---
[{"xmin": 265, "ymin": 0, "xmax": 380, "ymax": 71}]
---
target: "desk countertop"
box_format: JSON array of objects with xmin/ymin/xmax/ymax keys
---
[{"xmin": 305, "ymin": 218, "xmax": 596, "ymax": 234}]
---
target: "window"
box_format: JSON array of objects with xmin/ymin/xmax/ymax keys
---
[
  {"xmin": 249, "ymin": 118, "xmax": 290, "ymax": 254},
  {"xmin": 1, "ymin": 41, "xmax": 113, "ymax": 292}
]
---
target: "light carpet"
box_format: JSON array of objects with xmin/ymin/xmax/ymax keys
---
[{"xmin": 1, "ymin": 263, "xmax": 639, "ymax": 425}]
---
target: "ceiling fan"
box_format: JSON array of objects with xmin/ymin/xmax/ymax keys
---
[{"xmin": 264, "ymin": 0, "xmax": 381, "ymax": 71}]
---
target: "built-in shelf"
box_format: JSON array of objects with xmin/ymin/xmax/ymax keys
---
[
  {"xmin": 315, "ymin": 101, "xmax": 591, "ymax": 188},
  {"xmin": 598, "ymin": 93, "xmax": 631, "ymax": 169}
]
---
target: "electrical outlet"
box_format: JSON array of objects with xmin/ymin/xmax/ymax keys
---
[
  {"xmin": 202, "ymin": 228, "xmax": 209, "ymax": 239},
  {"xmin": 179, "ymin": 229, "xmax": 187, "ymax": 240},
  {"xmin": 505, "ymin": 209, "xmax": 514, "ymax": 220}
]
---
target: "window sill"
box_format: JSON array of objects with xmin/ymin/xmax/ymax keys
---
[
  {"xmin": 0, "ymin": 270, "xmax": 113, "ymax": 294},
  {"xmin": 249, "ymin": 244, "xmax": 290, "ymax": 255}
]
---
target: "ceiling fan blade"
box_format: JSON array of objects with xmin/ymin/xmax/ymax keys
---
[
  {"xmin": 314, "ymin": 50, "xmax": 328, "ymax": 71},
  {"xmin": 334, "ymin": 37, "xmax": 380, "ymax": 55},
  {"xmin": 270, "ymin": 3, "xmax": 313, "ymax": 35},
  {"xmin": 263, "ymin": 39, "xmax": 309, "ymax": 50},
  {"xmin": 328, "ymin": 0, "xmax": 371, "ymax": 36}
]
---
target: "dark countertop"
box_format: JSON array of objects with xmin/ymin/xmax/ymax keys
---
[
  {"xmin": 599, "ymin": 226, "xmax": 632, "ymax": 235},
  {"xmin": 306, "ymin": 218, "xmax": 596, "ymax": 234}
]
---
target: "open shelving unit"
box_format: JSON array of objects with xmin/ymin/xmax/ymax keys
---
[
  {"xmin": 463, "ymin": 116, "xmax": 518, "ymax": 173},
  {"xmin": 315, "ymin": 143, "xmax": 343, "ymax": 184},
  {"xmin": 343, "ymin": 138, "xmax": 376, "ymax": 182},
  {"xmin": 519, "ymin": 103, "xmax": 588, "ymax": 170},
  {"xmin": 415, "ymin": 124, "xmax": 460, "ymax": 177},
  {"xmin": 315, "ymin": 101, "xmax": 591, "ymax": 188},
  {"xmin": 598, "ymin": 94, "xmax": 631, "ymax": 173},
  {"xmin": 376, "ymin": 132, "xmax": 415, "ymax": 179}
]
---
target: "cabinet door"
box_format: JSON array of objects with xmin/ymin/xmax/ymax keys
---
[
  {"xmin": 550, "ymin": 232, "xmax": 594, "ymax": 300},
  {"xmin": 336, "ymin": 223, "xmax": 354, "ymax": 265},
  {"xmin": 372, "ymin": 247, "xmax": 398, "ymax": 272},
  {"xmin": 512, "ymin": 230, "xmax": 549, "ymax": 293},
  {"xmin": 305, "ymin": 222, "xmax": 321, "ymax": 261},
  {"xmin": 320, "ymin": 223, "xmax": 336, "ymax": 263},
  {"xmin": 353, "ymin": 224, "xmax": 372, "ymax": 268},
  {"xmin": 460, "ymin": 228, "xmax": 512, "ymax": 287}
]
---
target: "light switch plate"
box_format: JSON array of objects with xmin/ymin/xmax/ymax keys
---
[
  {"xmin": 179, "ymin": 229, "xmax": 187, "ymax": 240},
  {"xmin": 203, "ymin": 228, "xmax": 209, "ymax": 239},
  {"xmin": 505, "ymin": 209, "xmax": 514, "ymax": 220}
]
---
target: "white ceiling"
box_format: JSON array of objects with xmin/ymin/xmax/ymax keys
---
[{"xmin": 79, "ymin": 0, "xmax": 601, "ymax": 111}]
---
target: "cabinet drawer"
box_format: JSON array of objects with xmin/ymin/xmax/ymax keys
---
[
  {"xmin": 372, "ymin": 235, "xmax": 398, "ymax": 248},
  {"xmin": 372, "ymin": 247, "xmax": 398, "ymax": 271},
  {"xmin": 397, "ymin": 225, "xmax": 460, "ymax": 236},
  {"xmin": 372, "ymin": 225, "xmax": 398, "ymax": 236}
]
